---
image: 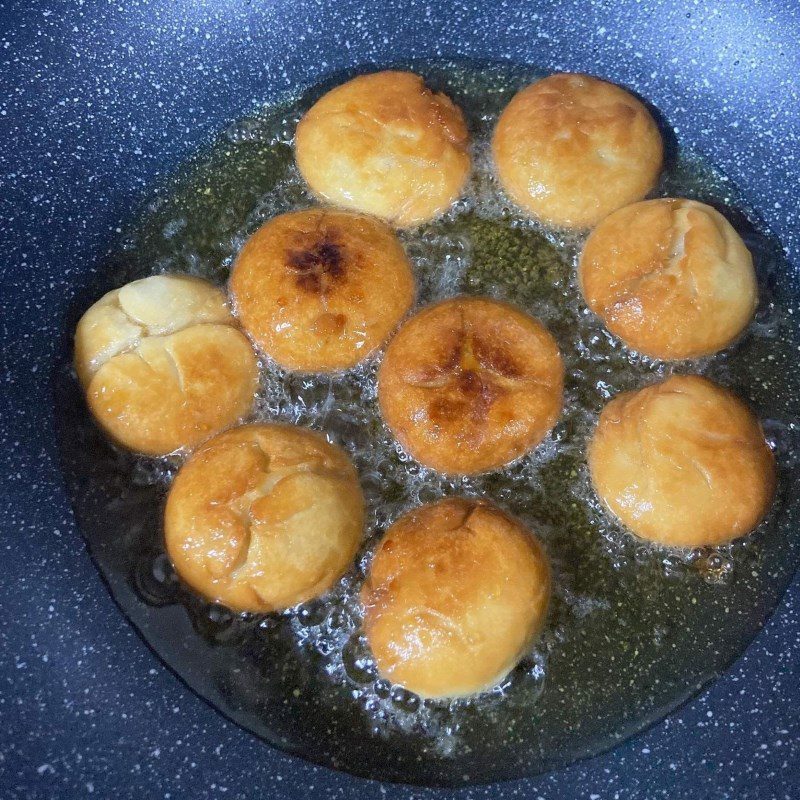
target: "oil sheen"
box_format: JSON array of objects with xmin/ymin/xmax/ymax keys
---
[{"xmin": 56, "ymin": 61, "xmax": 800, "ymax": 784}]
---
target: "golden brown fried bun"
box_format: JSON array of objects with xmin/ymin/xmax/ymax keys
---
[
  {"xmin": 378, "ymin": 297, "xmax": 564, "ymax": 475},
  {"xmin": 230, "ymin": 209, "xmax": 415, "ymax": 372},
  {"xmin": 492, "ymin": 73, "xmax": 663, "ymax": 229},
  {"xmin": 589, "ymin": 375, "xmax": 775, "ymax": 548},
  {"xmin": 295, "ymin": 71, "xmax": 471, "ymax": 227},
  {"xmin": 579, "ymin": 199, "xmax": 757, "ymax": 360},
  {"xmin": 361, "ymin": 497, "xmax": 550, "ymax": 699},
  {"xmin": 75, "ymin": 275, "xmax": 259, "ymax": 456},
  {"xmin": 165, "ymin": 424, "xmax": 365, "ymax": 612}
]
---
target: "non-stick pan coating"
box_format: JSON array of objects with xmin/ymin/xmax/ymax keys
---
[{"xmin": 1, "ymin": 2, "xmax": 799, "ymax": 797}]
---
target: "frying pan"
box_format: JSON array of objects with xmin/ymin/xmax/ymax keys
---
[{"xmin": 2, "ymin": 0, "xmax": 799, "ymax": 797}]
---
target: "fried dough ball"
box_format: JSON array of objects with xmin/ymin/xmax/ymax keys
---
[
  {"xmin": 589, "ymin": 375, "xmax": 776, "ymax": 548},
  {"xmin": 75, "ymin": 274, "xmax": 259, "ymax": 456},
  {"xmin": 230, "ymin": 209, "xmax": 414, "ymax": 372},
  {"xmin": 165, "ymin": 424, "xmax": 365, "ymax": 612},
  {"xmin": 361, "ymin": 497, "xmax": 550, "ymax": 698},
  {"xmin": 378, "ymin": 297, "xmax": 564, "ymax": 474},
  {"xmin": 579, "ymin": 199, "xmax": 757, "ymax": 359},
  {"xmin": 492, "ymin": 73, "xmax": 663, "ymax": 228},
  {"xmin": 295, "ymin": 71, "xmax": 471, "ymax": 227}
]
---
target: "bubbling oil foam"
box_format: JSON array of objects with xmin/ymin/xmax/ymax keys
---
[{"xmin": 115, "ymin": 66, "xmax": 799, "ymax": 752}]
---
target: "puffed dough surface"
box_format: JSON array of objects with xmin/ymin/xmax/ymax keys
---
[
  {"xmin": 75, "ymin": 274, "xmax": 259, "ymax": 455},
  {"xmin": 165, "ymin": 424, "xmax": 365, "ymax": 612},
  {"xmin": 295, "ymin": 71, "xmax": 471, "ymax": 227},
  {"xmin": 579, "ymin": 198, "xmax": 757, "ymax": 360},
  {"xmin": 230, "ymin": 209, "xmax": 414, "ymax": 372},
  {"xmin": 492, "ymin": 73, "xmax": 663, "ymax": 229},
  {"xmin": 361, "ymin": 497, "xmax": 551, "ymax": 698},
  {"xmin": 378, "ymin": 296, "xmax": 564, "ymax": 475},
  {"xmin": 589, "ymin": 375, "xmax": 775, "ymax": 548}
]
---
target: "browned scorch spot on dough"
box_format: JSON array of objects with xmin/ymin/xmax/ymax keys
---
[{"xmin": 287, "ymin": 235, "xmax": 346, "ymax": 294}]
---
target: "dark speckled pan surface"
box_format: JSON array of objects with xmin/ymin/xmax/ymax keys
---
[{"xmin": 1, "ymin": 1, "xmax": 799, "ymax": 799}]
